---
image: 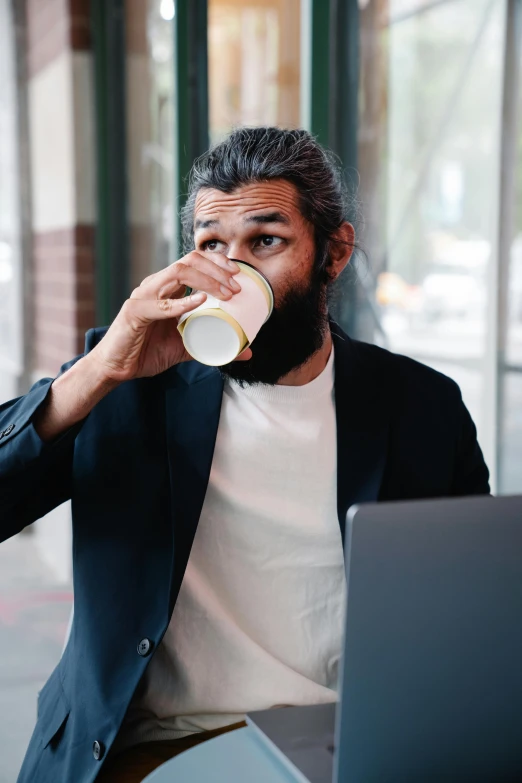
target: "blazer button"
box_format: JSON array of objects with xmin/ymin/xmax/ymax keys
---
[
  {"xmin": 3, "ymin": 424, "xmax": 14, "ymax": 435},
  {"xmin": 93, "ymin": 740, "xmax": 105, "ymax": 760},
  {"xmin": 137, "ymin": 638, "xmax": 153, "ymax": 657}
]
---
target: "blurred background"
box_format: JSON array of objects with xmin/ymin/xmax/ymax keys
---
[{"xmin": 0, "ymin": 0, "xmax": 521, "ymax": 778}]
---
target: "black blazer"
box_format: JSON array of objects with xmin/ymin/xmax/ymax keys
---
[{"xmin": 0, "ymin": 323, "xmax": 489, "ymax": 783}]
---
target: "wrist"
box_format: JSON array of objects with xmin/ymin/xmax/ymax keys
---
[
  {"xmin": 79, "ymin": 352, "xmax": 123, "ymax": 394},
  {"xmin": 34, "ymin": 354, "xmax": 121, "ymax": 443}
]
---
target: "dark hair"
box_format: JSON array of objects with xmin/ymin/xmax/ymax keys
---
[{"xmin": 181, "ymin": 126, "xmax": 360, "ymax": 283}]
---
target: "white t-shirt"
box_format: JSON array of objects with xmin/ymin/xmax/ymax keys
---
[{"xmin": 115, "ymin": 347, "xmax": 346, "ymax": 750}]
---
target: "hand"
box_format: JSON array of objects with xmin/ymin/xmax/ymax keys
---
[{"xmin": 88, "ymin": 251, "xmax": 252, "ymax": 382}]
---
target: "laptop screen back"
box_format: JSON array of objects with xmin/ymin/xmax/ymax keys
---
[{"xmin": 336, "ymin": 495, "xmax": 522, "ymax": 783}]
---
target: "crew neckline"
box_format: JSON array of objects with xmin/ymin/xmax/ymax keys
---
[{"xmin": 226, "ymin": 345, "xmax": 335, "ymax": 403}]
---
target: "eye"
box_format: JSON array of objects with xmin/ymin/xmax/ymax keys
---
[
  {"xmin": 254, "ymin": 235, "xmax": 284, "ymax": 249},
  {"xmin": 202, "ymin": 239, "xmax": 226, "ymax": 252}
]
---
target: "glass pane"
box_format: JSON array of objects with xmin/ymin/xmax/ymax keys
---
[
  {"xmin": 0, "ymin": 0, "xmax": 22, "ymax": 387},
  {"xmin": 208, "ymin": 0, "xmax": 301, "ymax": 146},
  {"xmin": 499, "ymin": 26, "xmax": 522, "ymax": 494},
  {"xmin": 499, "ymin": 372, "xmax": 522, "ymax": 494},
  {"xmin": 353, "ymin": 0, "xmax": 506, "ymax": 467},
  {"xmin": 125, "ymin": 0, "xmax": 175, "ymax": 289},
  {"xmin": 506, "ymin": 238, "xmax": 522, "ymax": 369}
]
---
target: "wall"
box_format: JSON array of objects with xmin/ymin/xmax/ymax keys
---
[
  {"xmin": 27, "ymin": 0, "xmax": 96, "ymax": 376},
  {"xmin": 25, "ymin": 0, "xmax": 97, "ymax": 581}
]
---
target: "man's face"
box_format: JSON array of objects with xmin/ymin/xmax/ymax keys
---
[{"xmin": 193, "ymin": 179, "xmax": 328, "ymax": 385}]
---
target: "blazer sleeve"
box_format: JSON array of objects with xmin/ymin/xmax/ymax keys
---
[
  {"xmin": 0, "ymin": 328, "xmax": 99, "ymax": 542},
  {"xmin": 450, "ymin": 390, "xmax": 491, "ymax": 496}
]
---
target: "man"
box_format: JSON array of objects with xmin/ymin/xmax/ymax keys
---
[{"xmin": 0, "ymin": 127, "xmax": 489, "ymax": 783}]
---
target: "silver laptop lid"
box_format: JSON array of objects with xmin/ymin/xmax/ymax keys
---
[{"xmin": 336, "ymin": 495, "xmax": 522, "ymax": 783}]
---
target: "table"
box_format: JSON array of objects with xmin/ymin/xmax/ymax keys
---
[{"xmin": 142, "ymin": 725, "xmax": 307, "ymax": 783}]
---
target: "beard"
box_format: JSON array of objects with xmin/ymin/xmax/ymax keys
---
[{"xmin": 219, "ymin": 266, "xmax": 329, "ymax": 386}]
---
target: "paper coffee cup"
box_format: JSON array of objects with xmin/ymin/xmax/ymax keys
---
[{"xmin": 178, "ymin": 260, "xmax": 274, "ymax": 366}]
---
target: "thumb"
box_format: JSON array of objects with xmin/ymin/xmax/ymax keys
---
[{"xmin": 236, "ymin": 347, "xmax": 253, "ymax": 362}]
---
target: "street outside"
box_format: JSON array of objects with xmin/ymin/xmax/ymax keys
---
[{"xmin": 0, "ymin": 530, "xmax": 72, "ymax": 782}]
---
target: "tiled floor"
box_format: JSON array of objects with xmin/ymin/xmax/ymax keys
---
[{"xmin": 0, "ymin": 530, "xmax": 73, "ymax": 782}]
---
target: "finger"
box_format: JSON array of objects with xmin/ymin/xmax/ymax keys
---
[
  {"xmin": 122, "ymin": 292, "xmax": 207, "ymax": 328},
  {"xmin": 134, "ymin": 253, "xmax": 241, "ymax": 301},
  {"xmin": 132, "ymin": 264, "xmax": 237, "ymax": 303},
  {"xmin": 133, "ymin": 252, "xmax": 239, "ymax": 295},
  {"xmin": 154, "ymin": 263, "xmax": 240, "ymax": 303},
  {"xmin": 169, "ymin": 258, "xmax": 242, "ymax": 297},
  {"xmin": 190, "ymin": 252, "xmax": 241, "ymax": 275},
  {"xmin": 173, "ymin": 253, "xmax": 242, "ymax": 291},
  {"xmin": 138, "ymin": 270, "xmax": 162, "ymax": 288}
]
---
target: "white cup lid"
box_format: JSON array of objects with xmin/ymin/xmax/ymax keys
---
[{"xmin": 182, "ymin": 314, "xmax": 241, "ymax": 366}]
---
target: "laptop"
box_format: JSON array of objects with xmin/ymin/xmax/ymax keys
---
[{"xmin": 247, "ymin": 495, "xmax": 522, "ymax": 782}]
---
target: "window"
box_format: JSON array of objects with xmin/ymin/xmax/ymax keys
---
[
  {"xmin": 208, "ymin": 0, "xmax": 302, "ymax": 145},
  {"xmin": 356, "ymin": 0, "xmax": 507, "ymax": 484}
]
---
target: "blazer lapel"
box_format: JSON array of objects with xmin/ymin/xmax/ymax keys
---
[
  {"xmin": 332, "ymin": 324, "xmax": 390, "ymax": 544},
  {"xmin": 163, "ymin": 360, "xmax": 224, "ymax": 601}
]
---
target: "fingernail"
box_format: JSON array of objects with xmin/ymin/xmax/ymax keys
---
[
  {"xmin": 229, "ymin": 278, "xmax": 241, "ymax": 292},
  {"xmin": 191, "ymin": 291, "xmax": 206, "ymax": 301},
  {"xmin": 227, "ymin": 259, "xmax": 240, "ymax": 271},
  {"xmin": 220, "ymin": 285, "xmax": 232, "ymax": 296}
]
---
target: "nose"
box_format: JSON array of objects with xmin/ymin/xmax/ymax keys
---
[
  {"xmin": 227, "ymin": 253, "xmax": 261, "ymax": 273},
  {"xmin": 225, "ymin": 240, "xmax": 259, "ymax": 265}
]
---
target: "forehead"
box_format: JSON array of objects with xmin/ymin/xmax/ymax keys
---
[{"xmin": 194, "ymin": 179, "xmax": 303, "ymax": 227}]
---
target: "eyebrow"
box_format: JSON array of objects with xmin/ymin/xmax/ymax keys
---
[
  {"xmin": 194, "ymin": 212, "xmax": 290, "ymax": 231},
  {"xmin": 194, "ymin": 218, "xmax": 219, "ymax": 230},
  {"xmin": 244, "ymin": 212, "xmax": 290, "ymax": 226}
]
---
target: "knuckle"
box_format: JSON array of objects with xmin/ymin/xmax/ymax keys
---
[{"xmin": 157, "ymin": 298, "xmax": 172, "ymax": 312}]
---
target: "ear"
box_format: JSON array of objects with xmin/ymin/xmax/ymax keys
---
[{"xmin": 327, "ymin": 222, "xmax": 355, "ymax": 282}]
